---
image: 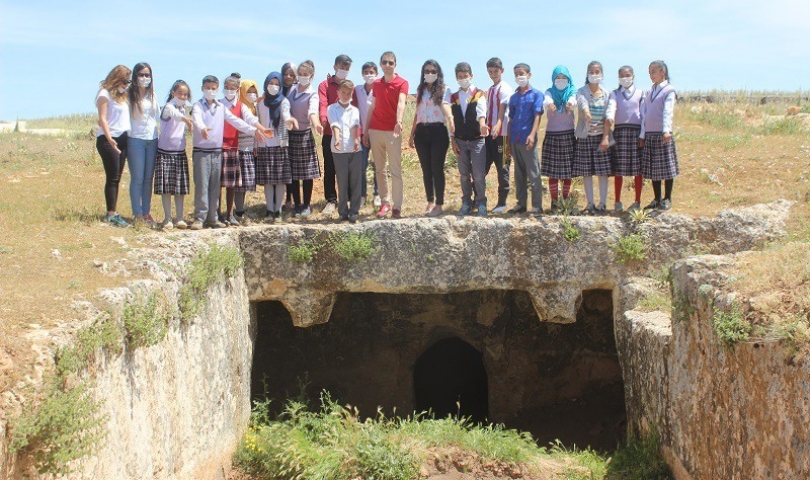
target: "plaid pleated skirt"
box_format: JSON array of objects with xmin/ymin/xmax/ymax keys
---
[
  {"xmin": 572, "ymin": 135, "xmax": 612, "ymax": 176},
  {"xmin": 641, "ymin": 133, "xmax": 679, "ymax": 180},
  {"xmin": 234, "ymin": 149, "xmax": 257, "ymax": 192},
  {"xmin": 154, "ymin": 149, "xmax": 189, "ymax": 195},
  {"xmin": 288, "ymin": 130, "xmax": 321, "ymax": 180},
  {"xmin": 255, "ymin": 147, "xmax": 292, "ymax": 185},
  {"xmin": 611, "ymin": 125, "xmax": 642, "ymax": 176},
  {"xmin": 221, "ymin": 148, "xmax": 241, "ymax": 188},
  {"xmin": 541, "ymin": 129, "xmax": 575, "ymax": 179}
]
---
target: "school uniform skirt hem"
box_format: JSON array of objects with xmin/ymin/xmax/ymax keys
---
[
  {"xmin": 234, "ymin": 149, "xmax": 257, "ymax": 192},
  {"xmin": 288, "ymin": 130, "xmax": 321, "ymax": 180},
  {"xmin": 641, "ymin": 133, "xmax": 679, "ymax": 180},
  {"xmin": 255, "ymin": 147, "xmax": 292, "ymax": 185},
  {"xmin": 572, "ymin": 135, "xmax": 612, "ymax": 177},
  {"xmin": 541, "ymin": 130, "xmax": 575, "ymax": 179},
  {"xmin": 611, "ymin": 125, "xmax": 642, "ymax": 176},
  {"xmin": 154, "ymin": 149, "xmax": 190, "ymax": 195}
]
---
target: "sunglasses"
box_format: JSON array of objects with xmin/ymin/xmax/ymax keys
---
[
  {"xmin": 123, "ymin": 80, "xmax": 132, "ymax": 85},
  {"xmin": 423, "ymin": 69, "xmax": 438, "ymax": 74},
  {"xmin": 381, "ymin": 60, "xmax": 395, "ymax": 66}
]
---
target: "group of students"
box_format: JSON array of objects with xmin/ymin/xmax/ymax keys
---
[{"xmin": 94, "ymin": 53, "xmax": 678, "ymax": 229}]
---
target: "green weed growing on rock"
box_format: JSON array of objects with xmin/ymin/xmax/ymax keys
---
[
  {"xmin": 712, "ymin": 302, "xmax": 751, "ymax": 348},
  {"xmin": 122, "ymin": 291, "xmax": 171, "ymax": 349},
  {"xmin": 179, "ymin": 245, "xmax": 243, "ymax": 323},
  {"xmin": 612, "ymin": 233, "xmax": 648, "ymax": 263},
  {"xmin": 327, "ymin": 231, "xmax": 378, "ymax": 262},
  {"xmin": 560, "ymin": 217, "xmax": 581, "ymax": 242}
]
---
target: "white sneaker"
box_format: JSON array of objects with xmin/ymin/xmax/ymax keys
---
[
  {"xmin": 491, "ymin": 205, "xmax": 508, "ymax": 214},
  {"xmin": 628, "ymin": 202, "xmax": 641, "ymax": 212},
  {"xmin": 161, "ymin": 219, "xmax": 173, "ymax": 230},
  {"xmin": 174, "ymin": 219, "xmax": 187, "ymax": 230},
  {"xmin": 373, "ymin": 195, "xmax": 382, "ymax": 207},
  {"xmin": 322, "ymin": 202, "xmax": 336, "ymax": 215},
  {"xmin": 614, "ymin": 201, "xmax": 624, "ymax": 213},
  {"xmin": 297, "ymin": 206, "xmax": 312, "ymax": 218}
]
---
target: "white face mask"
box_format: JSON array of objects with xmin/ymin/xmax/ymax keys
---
[
  {"xmin": 224, "ymin": 89, "xmax": 237, "ymax": 100},
  {"xmin": 363, "ymin": 74, "xmax": 376, "ymax": 85},
  {"xmin": 424, "ymin": 73, "xmax": 438, "ymax": 84},
  {"xmin": 203, "ymin": 89, "xmax": 218, "ymax": 100},
  {"xmin": 457, "ymin": 78, "xmax": 472, "ymax": 89},
  {"xmin": 266, "ymin": 85, "xmax": 280, "ymax": 96},
  {"xmin": 298, "ymin": 76, "xmax": 311, "ymax": 87},
  {"xmin": 515, "ymin": 76, "xmax": 529, "ymax": 88},
  {"xmin": 335, "ymin": 69, "xmax": 349, "ymax": 80},
  {"xmin": 173, "ymin": 97, "xmax": 186, "ymax": 108},
  {"xmin": 138, "ymin": 77, "xmax": 151, "ymax": 88},
  {"xmin": 118, "ymin": 86, "xmax": 127, "ymax": 94},
  {"xmin": 554, "ymin": 78, "xmax": 569, "ymax": 90},
  {"xmin": 247, "ymin": 93, "xmax": 258, "ymax": 103},
  {"xmin": 619, "ymin": 77, "xmax": 634, "ymax": 88},
  {"xmin": 588, "ymin": 74, "xmax": 603, "ymax": 84}
]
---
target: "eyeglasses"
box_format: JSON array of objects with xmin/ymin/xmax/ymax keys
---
[
  {"xmin": 423, "ymin": 69, "xmax": 438, "ymax": 74},
  {"xmin": 138, "ymin": 73, "xmax": 152, "ymax": 78},
  {"xmin": 380, "ymin": 60, "xmax": 395, "ymax": 66}
]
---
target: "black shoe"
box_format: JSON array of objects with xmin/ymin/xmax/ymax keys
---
[
  {"xmin": 507, "ymin": 206, "xmax": 527, "ymax": 214},
  {"xmin": 348, "ymin": 214, "xmax": 358, "ymax": 224},
  {"xmin": 338, "ymin": 215, "xmax": 349, "ymax": 223},
  {"xmin": 659, "ymin": 199, "xmax": 672, "ymax": 211},
  {"xmin": 644, "ymin": 199, "xmax": 660, "ymax": 211}
]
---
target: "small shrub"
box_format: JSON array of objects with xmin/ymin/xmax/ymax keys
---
[
  {"xmin": 560, "ymin": 217, "xmax": 581, "ymax": 242},
  {"xmin": 328, "ymin": 231, "xmax": 378, "ymax": 262},
  {"xmin": 763, "ymin": 315, "xmax": 810, "ymax": 357},
  {"xmin": 288, "ymin": 240, "xmax": 320, "ymax": 264},
  {"xmin": 607, "ymin": 430, "xmax": 672, "ymax": 480},
  {"xmin": 122, "ymin": 292, "xmax": 170, "ymax": 349},
  {"xmin": 10, "ymin": 381, "xmax": 107, "ymax": 476},
  {"xmin": 556, "ymin": 197, "xmax": 580, "ymax": 216},
  {"xmin": 612, "ymin": 233, "xmax": 648, "ymax": 263},
  {"xmin": 627, "ymin": 207, "xmax": 652, "ymax": 225},
  {"xmin": 55, "ymin": 315, "xmax": 121, "ymax": 376},
  {"xmin": 712, "ymin": 302, "xmax": 751, "ymax": 348},
  {"xmin": 179, "ymin": 245, "xmax": 243, "ymax": 323}
]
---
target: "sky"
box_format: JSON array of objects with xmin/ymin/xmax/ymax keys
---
[{"xmin": 1, "ymin": 0, "xmax": 809, "ymax": 121}]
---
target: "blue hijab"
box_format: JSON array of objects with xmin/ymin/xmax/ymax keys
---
[
  {"xmin": 549, "ymin": 65, "xmax": 576, "ymax": 111},
  {"xmin": 263, "ymin": 72, "xmax": 284, "ymax": 128}
]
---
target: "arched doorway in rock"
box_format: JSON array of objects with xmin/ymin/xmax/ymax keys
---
[{"xmin": 413, "ymin": 337, "xmax": 489, "ymax": 423}]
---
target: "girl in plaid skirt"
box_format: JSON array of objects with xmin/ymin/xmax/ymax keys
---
[
  {"xmin": 233, "ymin": 79, "xmax": 260, "ymax": 223},
  {"xmin": 154, "ymin": 80, "xmax": 193, "ymax": 229},
  {"xmin": 573, "ymin": 61, "xmax": 613, "ymax": 215},
  {"xmin": 257, "ymin": 72, "xmax": 295, "ymax": 222},
  {"xmin": 286, "ymin": 60, "xmax": 323, "ymax": 217},
  {"xmin": 542, "ymin": 65, "xmax": 577, "ymax": 212},
  {"xmin": 640, "ymin": 60, "xmax": 679, "ymax": 211},
  {"xmin": 603, "ymin": 66, "xmax": 644, "ymax": 212}
]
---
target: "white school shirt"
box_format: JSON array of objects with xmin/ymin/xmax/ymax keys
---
[
  {"xmin": 456, "ymin": 84, "xmax": 487, "ymax": 120},
  {"xmin": 129, "ymin": 93, "xmax": 159, "ymax": 140},
  {"xmin": 354, "ymin": 83, "xmax": 374, "ymax": 131},
  {"xmin": 327, "ymin": 102, "xmax": 360, "ymax": 154},
  {"xmin": 95, "ymin": 89, "xmax": 131, "ymax": 137},
  {"xmin": 486, "ymin": 81, "xmax": 513, "ymax": 136},
  {"xmin": 605, "ymin": 85, "xmax": 637, "ymax": 123},
  {"xmin": 257, "ymin": 98, "xmax": 292, "ymax": 148},
  {"xmin": 639, "ymin": 80, "xmax": 676, "ymax": 139}
]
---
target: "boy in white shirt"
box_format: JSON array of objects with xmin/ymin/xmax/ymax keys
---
[
  {"xmin": 450, "ymin": 62, "xmax": 489, "ymax": 217},
  {"xmin": 485, "ymin": 57, "xmax": 514, "ymax": 214},
  {"xmin": 327, "ymin": 80, "xmax": 362, "ymax": 223}
]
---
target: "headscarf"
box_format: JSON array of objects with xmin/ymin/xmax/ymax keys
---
[
  {"xmin": 263, "ymin": 72, "xmax": 284, "ymax": 128},
  {"xmin": 550, "ymin": 65, "xmax": 576, "ymax": 111},
  {"xmin": 281, "ymin": 62, "xmax": 298, "ymax": 97},
  {"xmin": 238, "ymin": 79, "xmax": 259, "ymax": 116}
]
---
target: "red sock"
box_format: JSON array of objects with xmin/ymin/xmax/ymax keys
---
[
  {"xmin": 549, "ymin": 178, "xmax": 559, "ymax": 201},
  {"xmin": 614, "ymin": 176, "xmax": 623, "ymax": 203},
  {"xmin": 562, "ymin": 179, "xmax": 572, "ymax": 199},
  {"xmin": 634, "ymin": 175, "xmax": 643, "ymax": 203}
]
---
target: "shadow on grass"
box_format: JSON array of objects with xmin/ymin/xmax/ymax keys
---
[{"xmin": 51, "ymin": 207, "xmax": 102, "ymax": 225}]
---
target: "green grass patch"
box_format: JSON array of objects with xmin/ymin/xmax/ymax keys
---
[
  {"xmin": 561, "ymin": 217, "xmax": 581, "ymax": 242},
  {"xmin": 23, "ymin": 113, "xmax": 97, "ymax": 131},
  {"xmin": 288, "ymin": 239, "xmax": 321, "ymax": 264},
  {"xmin": 122, "ymin": 292, "xmax": 171, "ymax": 349},
  {"xmin": 178, "ymin": 245, "xmax": 243, "ymax": 323},
  {"xmin": 612, "ymin": 233, "xmax": 648, "ymax": 264},
  {"xmin": 327, "ymin": 231, "xmax": 379, "ymax": 262},
  {"xmin": 55, "ymin": 315, "xmax": 122, "ymax": 377},
  {"xmin": 761, "ymin": 117, "xmax": 806, "ymax": 135},
  {"xmin": 607, "ymin": 431, "xmax": 672, "ymax": 480},
  {"xmin": 712, "ymin": 302, "xmax": 751, "ymax": 348},
  {"xmin": 637, "ymin": 290, "xmax": 672, "ymax": 313}
]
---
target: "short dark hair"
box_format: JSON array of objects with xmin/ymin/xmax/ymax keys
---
[
  {"xmin": 334, "ymin": 54, "xmax": 352, "ymax": 67},
  {"xmin": 513, "ymin": 63, "xmax": 531, "ymax": 73},
  {"xmin": 486, "ymin": 58, "xmax": 503, "ymax": 70},
  {"xmin": 339, "ymin": 79, "xmax": 355, "ymax": 90},
  {"xmin": 455, "ymin": 62, "xmax": 472, "ymax": 75},
  {"xmin": 380, "ymin": 51, "xmax": 396, "ymax": 63},
  {"xmin": 202, "ymin": 75, "xmax": 219, "ymax": 85},
  {"xmin": 362, "ymin": 62, "xmax": 378, "ymax": 74}
]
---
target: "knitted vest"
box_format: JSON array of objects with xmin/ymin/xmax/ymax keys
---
[{"xmin": 451, "ymin": 88, "xmax": 484, "ymax": 140}]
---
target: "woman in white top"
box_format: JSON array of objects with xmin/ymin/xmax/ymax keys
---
[
  {"xmin": 96, "ymin": 65, "xmax": 132, "ymax": 227},
  {"xmin": 408, "ymin": 59, "xmax": 453, "ymax": 217},
  {"xmin": 127, "ymin": 62, "xmax": 159, "ymax": 225}
]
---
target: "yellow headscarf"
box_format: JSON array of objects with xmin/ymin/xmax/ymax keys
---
[{"xmin": 238, "ymin": 79, "xmax": 259, "ymax": 116}]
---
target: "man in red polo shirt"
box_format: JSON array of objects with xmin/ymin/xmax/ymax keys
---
[
  {"xmin": 362, "ymin": 51, "xmax": 409, "ymax": 219},
  {"xmin": 318, "ymin": 54, "xmax": 352, "ymax": 216}
]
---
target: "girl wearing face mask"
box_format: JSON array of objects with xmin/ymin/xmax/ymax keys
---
[
  {"xmin": 126, "ymin": 62, "xmax": 159, "ymax": 226},
  {"xmin": 96, "ymin": 65, "xmax": 132, "ymax": 227},
  {"xmin": 281, "ymin": 62, "xmax": 298, "ymax": 210},
  {"xmin": 154, "ymin": 80, "xmax": 194, "ymax": 230},
  {"xmin": 220, "ymin": 74, "xmax": 261, "ymax": 226},
  {"xmin": 408, "ymin": 60, "xmax": 453, "ymax": 217},
  {"xmin": 285, "ymin": 60, "xmax": 323, "ymax": 217},
  {"xmin": 257, "ymin": 72, "xmax": 298, "ymax": 223},
  {"xmin": 603, "ymin": 66, "xmax": 644, "ymax": 213},
  {"xmin": 573, "ymin": 60, "xmax": 613, "ymax": 215},
  {"xmin": 231, "ymin": 79, "xmax": 261, "ymax": 224},
  {"xmin": 542, "ymin": 65, "xmax": 577, "ymax": 213},
  {"xmin": 640, "ymin": 60, "xmax": 679, "ymax": 211}
]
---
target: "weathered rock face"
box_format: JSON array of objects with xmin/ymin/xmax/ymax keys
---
[{"xmin": 618, "ymin": 255, "xmax": 810, "ymax": 480}]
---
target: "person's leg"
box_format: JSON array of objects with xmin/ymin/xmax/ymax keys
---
[
  {"xmin": 634, "ymin": 175, "xmax": 643, "ymax": 204},
  {"xmin": 226, "ymin": 188, "xmax": 236, "ymax": 216},
  {"xmin": 525, "ymin": 147, "xmax": 542, "ymax": 211},
  {"xmin": 388, "ymin": 131, "xmax": 404, "ymax": 211},
  {"xmin": 142, "ymin": 139, "xmax": 157, "ymax": 218},
  {"xmin": 360, "ymin": 143, "xmax": 370, "ymax": 199},
  {"xmin": 334, "ymin": 152, "xmax": 350, "ymax": 217},
  {"xmin": 548, "ymin": 178, "xmax": 559, "ymax": 202},
  {"xmin": 348, "ymin": 152, "xmax": 363, "ymax": 216},
  {"xmin": 290, "ymin": 180, "xmax": 301, "ymax": 207},
  {"xmin": 161, "ymin": 194, "xmax": 172, "ymax": 223},
  {"xmin": 496, "ymin": 137, "xmax": 511, "ymax": 207},
  {"xmin": 471, "ymin": 138, "xmax": 488, "ymax": 208},
  {"xmin": 192, "ymin": 151, "xmax": 208, "ymax": 222},
  {"xmin": 303, "ymin": 180, "xmax": 313, "ymax": 208},
  {"xmin": 127, "ymin": 137, "xmax": 146, "ymax": 217},
  {"xmin": 97, "ymin": 135, "xmax": 123, "ymax": 214},
  {"xmin": 264, "ymin": 185, "xmax": 275, "ymax": 212},
  {"xmin": 614, "ymin": 176, "xmax": 624, "ymax": 203},
  {"xmin": 583, "ymin": 176, "xmax": 595, "ymax": 206},
  {"xmin": 273, "ymin": 185, "xmax": 285, "ymax": 213},
  {"xmin": 664, "ymin": 179, "xmax": 674, "ymax": 201},
  {"xmin": 431, "ymin": 127, "xmax": 449, "ymax": 206},
  {"xmin": 413, "ymin": 126, "xmax": 435, "ymax": 203},
  {"xmin": 322, "ymin": 135, "xmax": 337, "ymax": 204},
  {"xmin": 235, "ymin": 192, "xmax": 246, "ymax": 215},
  {"xmin": 207, "ymin": 152, "xmax": 222, "ymax": 224},
  {"xmin": 457, "ymin": 139, "xmax": 473, "ymax": 207},
  {"xmin": 175, "ymin": 195, "xmax": 184, "ymax": 221},
  {"xmin": 370, "ymin": 129, "xmax": 389, "ymax": 206},
  {"xmin": 562, "ymin": 179, "xmax": 572, "ymax": 199},
  {"xmin": 598, "ymin": 175, "xmax": 609, "ymax": 207},
  {"xmin": 511, "ymin": 143, "xmax": 528, "ymax": 210},
  {"xmin": 652, "ymin": 181, "xmax": 662, "ymax": 201}
]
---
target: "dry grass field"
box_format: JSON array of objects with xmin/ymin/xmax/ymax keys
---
[{"xmin": 1, "ymin": 95, "xmax": 809, "ymax": 389}]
